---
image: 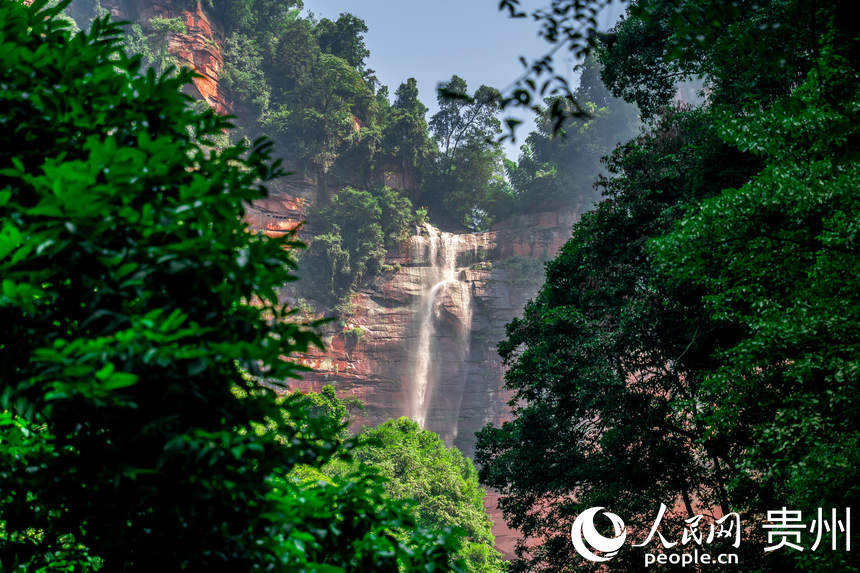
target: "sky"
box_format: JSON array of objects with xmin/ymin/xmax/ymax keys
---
[{"xmin": 304, "ymin": 0, "xmax": 623, "ymax": 159}]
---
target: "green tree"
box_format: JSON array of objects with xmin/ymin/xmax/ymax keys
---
[
  {"xmin": 213, "ymin": 5, "xmax": 385, "ymax": 185},
  {"xmin": 381, "ymin": 78, "xmax": 436, "ymax": 198},
  {"xmin": 0, "ymin": 2, "xmax": 461, "ymax": 570},
  {"xmin": 394, "ymin": 77, "xmax": 426, "ymax": 116},
  {"xmin": 430, "ymin": 76, "xmax": 501, "ymax": 162},
  {"xmin": 216, "ymin": 0, "xmax": 302, "ymax": 39},
  {"xmin": 506, "ymin": 57, "xmax": 638, "ymax": 214},
  {"xmin": 427, "ymin": 76, "xmax": 509, "ymax": 230},
  {"xmin": 263, "ymin": 47, "xmax": 375, "ymax": 175},
  {"xmin": 478, "ymin": 1, "xmax": 858, "ymax": 571},
  {"xmin": 600, "ymin": 0, "xmax": 843, "ymax": 118},
  {"xmin": 222, "ymin": 31, "xmax": 270, "ymax": 119},
  {"xmin": 649, "ymin": 24, "xmax": 859, "ymax": 573},
  {"xmin": 266, "ymin": 17, "xmax": 320, "ymax": 99},
  {"xmin": 477, "ymin": 110, "xmax": 758, "ymax": 571},
  {"xmin": 315, "ymin": 13, "xmax": 370, "ymax": 71},
  {"xmin": 328, "ymin": 418, "xmax": 508, "ymax": 573},
  {"xmin": 301, "ymin": 385, "xmax": 365, "ymax": 440}
]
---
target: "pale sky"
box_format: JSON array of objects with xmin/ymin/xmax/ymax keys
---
[{"xmin": 304, "ymin": 1, "xmax": 623, "ymax": 159}]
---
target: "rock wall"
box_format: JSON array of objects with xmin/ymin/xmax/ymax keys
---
[
  {"xmin": 278, "ymin": 211, "xmax": 578, "ymax": 558},
  {"xmin": 284, "ymin": 212, "xmax": 577, "ymax": 452},
  {"xmin": 244, "ymin": 174, "xmax": 318, "ymax": 238},
  {"xmin": 94, "ymin": 0, "xmax": 231, "ymax": 114}
]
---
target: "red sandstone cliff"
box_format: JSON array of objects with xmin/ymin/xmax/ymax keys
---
[
  {"xmin": 269, "ymin": 211, "xmax": 579, "ymax": 558},
  {"xmin": 94, "ymin": 0, "xmax": 230, "ymax": 114},
  {"xmin": 70, "ymin": 1, "xmax": 578, "ymax": 556},
  {"xmin": 284, "ymin": 211, "xmax": 578, "ymax": 448}
]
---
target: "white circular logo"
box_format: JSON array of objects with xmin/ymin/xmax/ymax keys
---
[{"xmin": 571, "ymin": 507, "xmax": 627, "ymax": 562}]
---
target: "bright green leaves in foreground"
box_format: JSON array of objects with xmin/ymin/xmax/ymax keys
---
[
  {"xmin": 326, "ymin": 418, "xmax": 507, "ymax": 573},
  {"xmin": 0, "ymin": 1, "xmax": 461, "ymax": 570},
  {"xmin": 650, "ymin": 47, "xmax": 860, "ymax": 566}
]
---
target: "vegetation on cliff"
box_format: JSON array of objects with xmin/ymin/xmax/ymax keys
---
[
  {"xmin": 302, "ymin": 186, "xmax": 418, "ymax": 305},
  {"xmin": 64, "ymin": 0, "xmax": 637, "ymax": 308},
  {"xmin": 503, "ymin": 56, "xmax": 639, "ymax": 216}
]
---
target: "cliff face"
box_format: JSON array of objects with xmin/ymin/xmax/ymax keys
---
[
  {"xmin": 244, "ymin": 175, "xmax": 318, "ymax": 237},
  {"xmin": 76, "ymin": 1, "xmax": 577, "ymax": 555},
  {"xmin": 168, "ymin": 1, "xmax": 230, "ymax": 114},
  {"xmin": 96, "ymin": 0, "xmax": 231, "ymax": 114},
  {"xmin": 286, "ymin": 212, "xmax": 577, "ymax": 453},
  {"xmin": 275, "ymin": 211, "xmax": 577, "ymax": 557}
]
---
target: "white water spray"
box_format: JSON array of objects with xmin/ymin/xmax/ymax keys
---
[{"xmin": 409, "ymin": 223, "xmax": 472, "ymax": 429}]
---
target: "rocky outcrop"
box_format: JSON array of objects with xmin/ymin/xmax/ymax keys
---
[
  {"xmin": 96, "ymin": 0, "xmax": 231, "ymax": 114},
  {"xmin": 167, "ymin": 1, "xmax": 230, "ymax": 114},
  {"xmin": 244, "ymin": 175, "xmax": 318, "ymax": 238}
]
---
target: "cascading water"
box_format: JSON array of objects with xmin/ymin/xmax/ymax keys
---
[{"xmin": 409, "ymin": 223, "xmax": 473, "ymax": 431}]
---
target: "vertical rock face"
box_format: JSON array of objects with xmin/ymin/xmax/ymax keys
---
[
  {"xmin": 167, "ymin": 1, "xmax": 230, "ymax": 115},
  {"xmin": 244, "ymin": 175, "xmax": 318, "ymax": 237},
  {"xmin": 97, "ymin": 0, "xmax": 231, "ymax": 114},
  {"xmin": 282, "ymin": 211, "xmax": 578, "ymax": 558},
  {"xmin": 287, "ymin": 211, "xmax": 578, "ymax": 456}
]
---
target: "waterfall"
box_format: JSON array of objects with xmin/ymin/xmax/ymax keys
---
[{"xmin": 409, "ymin": 223, "xmax": 473, "ymax": 430}]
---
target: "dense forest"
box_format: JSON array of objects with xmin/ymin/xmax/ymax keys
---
[
  {"xmin": 478, "ymin": 0, "xmax": 859, "ymax": 571},
  {"xmin": 1, "ymin": 0, "xmax": 857, "ymax": 571}
]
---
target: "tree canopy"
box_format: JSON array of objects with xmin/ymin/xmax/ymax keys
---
[
  {"xmin": 477, "ymin": 0, "xmax": 858, "ymax": 571},
  {"xmin": 327, "ymin": 418, "xmax": 508, "ymax": 573},
  {"xmin": 504, "ymin": 56, "xmax": 639, "ymax": 215},
  {"xmin": 302, "ymin": 186, "xmax": 418, "ymax": 305}
]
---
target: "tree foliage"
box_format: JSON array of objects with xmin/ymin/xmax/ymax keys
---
[
  {"xmin": 381, "ymin": 78, "xmax": 436, "ymax": 198},
  {"xmin": 315, "ymin": 13, "xmax": 371, "ymax": 71},
  {"xmin": 478, "ymin": 0, "xmax": 858, "ymax": 571},
  {"xmin": 504, "ymin": 56, "xmax": 638, "ymax": 215},
  {"xmin": 649, "ymin": 39, "xmax": 859, "ymax": 573},
  {"xmin": 303, "ymin": 186, "xmax": 418, "ymax": 304},
  {"xmin": 478, "ymin": 109, "xmax": 757, "ymax": 570},
  {"xmin": 327, "ymin": 418, "xmax": 508, "ymax": 573},
  {"xmin": 0, "ymin": 3, "xmax": 463, "ymax": 570},
  {"xmin": 426, "ymin": 76, "xmax": 512, "ymax": 230}
]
